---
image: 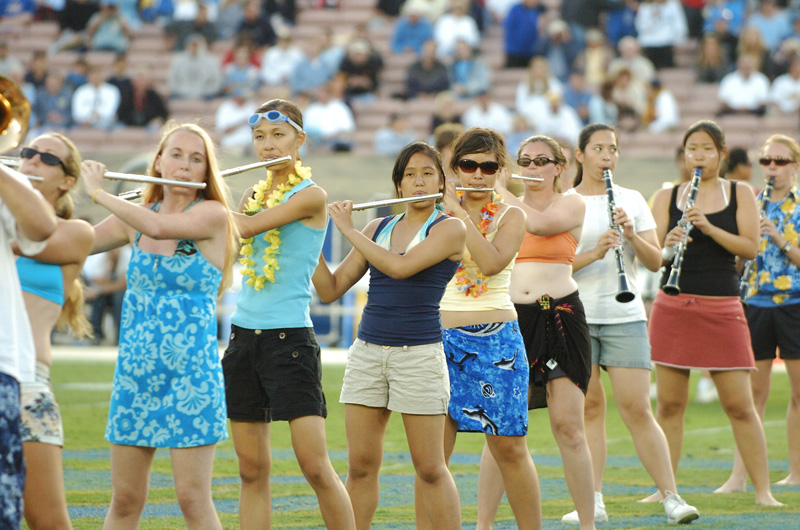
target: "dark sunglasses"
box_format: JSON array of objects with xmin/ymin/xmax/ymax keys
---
[
  {"xmin": 457, "ymin": 159, "xmax": 499, "ymax": 175},
  {"xmin": 517, "ymin": 156, "xmax": 556, "ymax": 168},
  {"xmin": 20, "ymin": 147, "xmax": 67, "ymax": 172},
  {"xmin": 758, "ymin": 157, "xmax": 793, "ymax": 167}
]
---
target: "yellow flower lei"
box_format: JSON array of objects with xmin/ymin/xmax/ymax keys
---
[{"xmin": 239, "ymin": 161, "xmax": 311, "ymax": 291}]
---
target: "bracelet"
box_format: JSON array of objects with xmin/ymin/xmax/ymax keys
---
[
  {"xmin": 782, "ymin": 241, "xmax": 793, "ymax": 254},
  {"xmin": 91, "ymin": 188, "xmax": 103, "ymax": 203}
]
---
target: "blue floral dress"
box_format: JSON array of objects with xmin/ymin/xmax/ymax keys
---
[{"xmin": 105, "ymin": 201, "xmax": 228, "ymax": 448}]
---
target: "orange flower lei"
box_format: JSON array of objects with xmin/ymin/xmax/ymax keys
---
[{"xmin": 453, "ymin": 191, "xmax": 502, "ymax": 297}]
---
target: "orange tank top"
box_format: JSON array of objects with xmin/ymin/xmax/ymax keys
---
[{"xmin": 516, "ymin": 231, "xmax": 577, "ymax": 264}]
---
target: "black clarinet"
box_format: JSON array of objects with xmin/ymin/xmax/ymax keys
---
[
  {"xmin": 603, "ymin": 169, "xmax": 635, "ymax": 303},
  {"xmin": 739, "ymin": 176, "xmax": 775, "ymax": 302},
  {"xmin": 663, "ymin": 168, "xmax": 702, "ymax": 296}
]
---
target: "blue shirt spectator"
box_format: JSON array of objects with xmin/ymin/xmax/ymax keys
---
[
  {"xmin": 35, "ymin": 72, "xmax": 73, "ymax": 130},
  {"xmin": 746, "ymin": 0, "xmax": 791, "ymax": 51},
  {"xmin": 291, "ymin": 36, "xmax": 337, "ymax": 96},
  {"xmin": 391, "ymin": 10, "xmax": 434, "ymax": 55},
  {"xmin": 563, "ymin": 70, "xmax": 592, "ymax": 124},
  {"xmin": 605, "ymin": 0, "xmax": 636, "ymax": 48},
  {"xmin": 703, "ymin": 0, "xmax": 746, "ymax": 38},
  {"xmin": 504, "ymin": 0, "xmax": 543, "ymax": 68},
  {"xmin": 0, "ymin": 0, "xmax": 36, "ymax": 20}
]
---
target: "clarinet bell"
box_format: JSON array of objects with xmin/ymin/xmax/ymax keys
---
[{"xmin": 616, "ymin": 274, "xmax": 635, "ymax": 303}]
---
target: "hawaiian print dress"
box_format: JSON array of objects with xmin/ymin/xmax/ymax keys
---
[{"xmin": 105, "ymin": 201, "xmax": 228, "ymax": 448}]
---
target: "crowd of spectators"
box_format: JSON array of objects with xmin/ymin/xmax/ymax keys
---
[{"xmin": 2, "ymin": 0, "xmax": 800, "ymax": 156}]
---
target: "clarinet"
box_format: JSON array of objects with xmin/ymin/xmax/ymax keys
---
[
  {"xmin": 739, "ymin": 176, "xmax": 775, "ymax": 302},
  {"xmin": 603, "ymin": 169, "xmax": 635, "ymax": 303},
  {"xmin": 663, "ymin": 168, "xmax": 702, "ymax": 296}
]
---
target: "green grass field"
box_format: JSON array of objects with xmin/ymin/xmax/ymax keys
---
[{"xmin": 47, "ymin": 357, "xmax": 799, "ymax": 530}]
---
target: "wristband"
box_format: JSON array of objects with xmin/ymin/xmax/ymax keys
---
[
  {"xmin": 92, "ymin": 188, "xmax": 103, "ymax": 203},
  {"xmin": 782, "ymin": 241, "xmax": 793, "ymax": 254}
]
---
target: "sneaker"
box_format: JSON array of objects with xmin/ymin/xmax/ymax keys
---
[
  {"xmin": 561, "ymin": 491, "xmax": 609, "ymax": 524},
  {"xmin": 662, "ymin": 491, "xmax": 700, "ymax": 524}
]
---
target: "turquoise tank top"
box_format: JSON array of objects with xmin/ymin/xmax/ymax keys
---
[
  {"xmin": 16, "ymin": 256, "xmax": 65, "ymax": 306},
  {"xmin": 231, "ymin": 179, "xmax": 326, "ymax": 329}
]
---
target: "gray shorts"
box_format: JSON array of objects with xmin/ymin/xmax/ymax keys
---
[{"xmin": 588, "ymin": 321, "xmax": 652, "ymax": 370}]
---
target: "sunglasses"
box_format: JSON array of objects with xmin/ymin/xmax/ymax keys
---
[
  {"xmin": 20, "ymin": 147, "xmax": 67, "ymax": 172},
  {"xmin": 457, "ymin": 159, "xmax": 500, "ymax": 175},
  {"xmin": 517, "ymin": 156, "xmax": 556, "ymax": 168},
  {"xmin": 758, "ymin": 157, "xmax": 793, "ymax": 167},
  {"xmin": 248, "ymin": 110, "xmax": 303, "ymax": 132}
]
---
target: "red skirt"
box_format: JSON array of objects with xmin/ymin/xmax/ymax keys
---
[{"xmin": 649, "ymin": 291, "xmax": 755, "ymax": 370}]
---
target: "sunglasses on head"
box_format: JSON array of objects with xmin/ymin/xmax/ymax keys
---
[
  {"xmin": 517, "ymin": 156, "xmax": 556, "ymax": 168},
  {"xmin": 758, "ymin": 157, "xmax": 793, "ymax": 166},
  {"xmin": 457, "ymin": 159, "xmax": 500, "ymax": 175},
  {"xmin": 20, "ymin": 147, "xmax": 67, "ymax": 172},
  {"xmin": 248, "ymin": 110, "xmax": 303, "ymax": 132}
]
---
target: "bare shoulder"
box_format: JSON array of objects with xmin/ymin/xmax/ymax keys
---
[
  {"xmin": 431, "ymin": 214, "xmax": 467, "ymax": 237},
  {"xmin": 295, "ymin": 183, "xmax": 328, "ymax": 203},
  {"xmin": 498, "ymin": 203, "xmax": 525, "ymax": 225},
  {"xmin": 61, "ymin": 218, "xmax": 95, "ymax": 246},
  {"xmin": 362, "ymin": 217, "xmax": 385, "ymax": 239},
  {"xmin": 560, "ymin": 191, "xmax": 586, "ymax": 210}
]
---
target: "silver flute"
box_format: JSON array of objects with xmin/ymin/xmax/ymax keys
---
[
  {"xmin": 739, "ymin": 176, "xmax": 775, "ymax": 302},
  {"xmin": 662, "ymin": 168, "xmax": 702, "ymax": 296},
  {"xmin": 351, "ymin": 193, "xmax": 442, "ymax": 211},
  {"xmin": 602, "ymin": 169, "xmax": 635, "ymax": 303}
]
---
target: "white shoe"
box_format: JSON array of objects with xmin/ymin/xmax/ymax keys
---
[
  {"xmin": 695, "ymin": 377, "xmax": 718, "ymax": 404},
  {"xmin": 662, "ymin": 491, "xmax": 700, "ymax": 524},
  {"xmin": 561, "ymin": 491, "xmax": 609, "ymax": 524}
]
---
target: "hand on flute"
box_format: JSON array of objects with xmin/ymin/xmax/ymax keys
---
[
  {"xmin": 81, "ymin": 160, "xmax": 107, "ymax": 198},
  {"xmin": 328, "ymin": 200, "xmax": 356, "ymax": 234},
  {"xmin": 443, "ymin": 177, "xmax": 466, "ymax": 220}
]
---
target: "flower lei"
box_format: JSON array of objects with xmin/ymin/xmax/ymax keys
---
[
  {"xmin": 238, "ymin": 161, "xmax": 311, "ymax": 291},
  {"xmin": 453, "ymin": 191, "xmax": 502, "ymax": 297}
]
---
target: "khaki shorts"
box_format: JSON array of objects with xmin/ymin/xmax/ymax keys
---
[
  {"xmin": 340, "ymin": 339, "xmax": 449, "ymax": 415},
  {"xmin": 20, "ymin": 362, "xmax": 64, "ymax": 446}
]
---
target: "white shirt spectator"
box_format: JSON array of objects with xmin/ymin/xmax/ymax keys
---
[
  {"xmin": 534, "ymin": 100, "xmax": 583, "ymax": 145},
  {"xmin": 260, "ymin": 40, "xmax": 304, "ymax": 86},
  {"xmin": 648, "ymin": 89, "xmax": 680, "ymax": 132},
  {"xmin": 634, "ymin": 0, "xmax": 688, "ymax": 48},
  {"xmin": 215, "ymin": 94, "xmax": 256, "ymax": 151},
  {"xmin": 718, "ymin": 68, "xmax": 770, "ymax": 111},
  {"xmin": 433, "ymin": 10, "xmax": 480, "ymax": 58},
  {"xmin": 71, "ymin": 81, "xmax": 121, "ymax": 129},
  {"xmin": 402, "ymin": 0, "xmax": 449, "ymax": 21},
  {"xmin": 770, "ymin": 68, "xmax": 800, "ymax": 113},
  {"xmin": 462, "ymin": 96, "xmax": 513, "ymax": 136},
  {"xmin": 304, "ymin": 99, "xmax": 356, "ymax": 138}
]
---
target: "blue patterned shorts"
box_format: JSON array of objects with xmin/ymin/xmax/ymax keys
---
[
  {"xmin": 21, "ymin": 362, "xmax": 64, "ymax": 445},
  {"xmin": 0, "ymin": 372, "xmax": 24, "ymax": 529},
  {"xmin": 443, "ymin": 321, "xmax": 529, "ymax": 436}
]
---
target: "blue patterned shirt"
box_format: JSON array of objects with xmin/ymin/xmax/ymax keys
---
[{"xmin": 745, "ymin": 187, "xmax": 800, "ymax": 307}]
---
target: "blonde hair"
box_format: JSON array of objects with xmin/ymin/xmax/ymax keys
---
[
  {"xmin": 764, "ymin": 133, "xmax": 800, "ymax": 163},
  {"xmin": 517, "ymin": 134, "xmax": 568, "ymax": 192},
  {"xmin": 142, "ymin": 122, "xmax": 239, "ymax": 294}
]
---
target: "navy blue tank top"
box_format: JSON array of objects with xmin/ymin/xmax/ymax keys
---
[
  {"xmin": 357, "ymin": 215, "xmax": 459, "ymax": 346},
  {"xmin": 660, "ymin": 181, "xmax": 740, "ymax": 296}
]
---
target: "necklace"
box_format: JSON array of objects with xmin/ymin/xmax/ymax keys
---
[
  {"xmin": 239, "ymin": 161, "xmax": 311, "ymax": 291},
  {"xmin": 452, "ymin": 191, "xmax": 502, "ymax": 297}
]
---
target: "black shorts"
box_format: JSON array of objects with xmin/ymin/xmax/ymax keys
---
[
  {"xmin": 745, "ymin": 303, "xmax": 800, "ymax": 361},
  {"xmin": 222, "ymin": 325, "xmax": 327, "ymax": 422}
]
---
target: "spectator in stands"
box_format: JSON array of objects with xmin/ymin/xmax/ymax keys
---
[
  {"xmin": 764, "ymin": 37, "xmax": 800, "ymax": 80},
  {"xmin": 237, "ymin": 0, "xmax": 276, "ymax": 48},
  {"xmin": 34, "ymin": 71, "xmax": 73, "ymax": 132},
  {"xmin": 430, "ymin": 89, "xmax": 462, "ymax": 132},
  {"xmin": 486, "ymin": 0, "xmax": 516, "ymax": 24},
  {"xmin": 52, "ymin": 0, "xmax": 99, "ymax": 53},
  {"xmin": 391, "ymin": 4, "xmax": 434, "ymax": 56},
  {"xmin": 0, "ymin": 0, "xmax": 35, "ymax": 23},
  {"xmin": 738, "ymin": 26, "xmax": 771, "ymax": 73},
  {"xmin": 406, "ymin": 39, "xmax": 450, "ymax": 99},
  {"xmin": 717, "ymin": 54, "xmax": 770, "ymax": 116},
  {"xmin": 505, "ymin": 113, "xmax": 536, "ymax": 151},
  {"xmin": 36, "ymin": 0, "xmax": 64, "ymax": 20},
  {"xmin": 611, "ymin": 67, "xmax": 648, "ymax": 130},
  {"xmin": 222, "ymin": 43, "xmax": 261, "ymax": 96},
  {"xmin": 434, "ymin": 0, "xmax": 480, "ymax": 59},
  {"xmin": 220, "ymin": 34, "xmax": 261, "ymax": 68},
  {"xmin": 167, "ymin": 34, "xmax": 222, "ymax": 100},
  {"xmin": 291, "ymin": 34, "xmax": 337, "ymax": 97},
  {"xmin": 449, "ymin": 38, "xmax": 490, "ymax": 99},
  {"xmin": 260, "ymin": 29, "xmax": 303, "ymax": 87},
  {"xmin": 338, "ymin": 37, "xmax": 383, "ymax": 105},
  {"xmin": 516, "ymin": 56, "xmax": 562, "ymax": 126},
  {"xmin": 608, "ymin": 36, "xmax": 656, "ymax": 84},
  {"xmin": 71, "ymin": 64, "xmax": 121, "ymax": 130},
  {"xmin": 64, "ymin": 56, "xmax": 88, "ymax": 91},
  {"xmin": 402, "ymin": 0, "xmax": 448, "ymax": 23},
  {"xmin": 634, "ymin": 0, "xmax": 688, "ymax": 69},
  {"xmin": 106, "ymin": 53, "xmax": 133, "ymax": 109},
  {"xmin": 375, "ymin": 0, "xmax": 403, "ymax": 19},
  {"xmin": 746, "ymin": 0, "xmax": 791, "ymax": 52},
  {"xmin": 538, "ymin": 18, "xmax": 580, "ymax": 83},
  {"xmin": 0, "ymin": 40, "xmax": 22, "ymax": 77},
  {"xmin": 563, "ymin": 70, "xmax": 592, "ymax": 124},
  {"xmin": 7, "ymin": 65, "xmax": 36, "ymax": 124},
  {"xmin": 215, "ymin": 87, "xmax": 256, "ymax": 155},
  {"xmin": 462, "ymin": 90, "xmax": 513, "ymax": 136},
  {"xmin": 86, "ymin": 0, "xmax": 131, "ymax": 55},
  {"xmin": 374, "ymin": 113, "xmax": 419, "ymax": 157},
  {"xmin": 117, "ymin": 67, "xmax": 168, "ymax": 129},
  {"xmin": 138, "ymin": 0, "xmax": 174, "ymax": 24},
  {"xmin": 165, "ymin": 2, "xmax": 218, "ymax": 51},
  {"xmin": 533, "ymin": 90, "xmax": 582, "ymax": 144},
  {"xmin": 696, "ymin": 33, "xmax": 731, "ymax": 84},
  {"xmin": 303, "ymin": 80, "xmax": 356, "ymax": 152},
  {"xmin": 703, "ymin": 0, "xmax": 746, "ymax": 41},
  {"xmin": 605, "ymin": 0, "xmax": 637, "ymax": 49},
  {"xmin": 583, "ymin": 28, "xmax": 612, "ymax": 89},
  {"xmin": 504, "ymin": 0, "xmax": 542, "ymax": 68},
  {"xmin": 24, "ymin": 51, "xmax": 48, "ymax": 91},
  {"xmin": 588, "ymin": 79, "xmax": 619, "ymax": 125},
  {"xmin": 116, "ymin": 0, "xmax": 142, "ymax": 28},
  {"xmin": 770, "ymin": 56, "xmax": 800, "ymax": 113},
  {"xmin": 265, "ymin": 0, "xmax": 296, "ymax": 27},
  {"xmin": 643, "ymin": 79, "xmax": 679, "ymax": 133}
]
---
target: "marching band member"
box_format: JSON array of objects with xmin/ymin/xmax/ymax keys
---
[
  {"xmin": 569, "ymin": 123, "xmax": 698, "ymax": 524},
  {"xmin": 313, "ymin": 141, "xmax": 466, "ymax": 530},
  {"xmin": 484, "ymin": 134, "xmax": 596, "ymax": 530},
  {"xmin": 84, "ymin": 122, "xmax": 237, "ymax": 528},
  {"xmin": 650, "ymin": 120, "xmax": 782, "ymax": 506},
  {"xmin": 416, "ymin": 127, "xmax": 541, "ymax": 530},
  {"xmin": 224, "ymin": 100, "xmax": 355, "ymax": 530},
  {"xmin": 720, "ymin": 133, "xmax": 800, "ymax": 491},
  {"xmin": 16, "ymin": 133, "xmax": 93, "ymax": 530}
]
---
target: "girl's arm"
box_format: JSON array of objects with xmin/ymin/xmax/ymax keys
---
[
  {"xmin": 234, "ymin": 185, "xmax": 327, "ymax": 238},
  {"xmin": 686, "ymin": 181, "xmax": 759, "ymax": 259},
  {"xmin": 92, "ymin": 214, "xmax": 133, "ymax": 254},
  {"xmin": 23, "ymin": 219, "xmax": 94, "ymax": 265},
  {"xmin": 330, "ymin": 203, "xmax": 466, "ymax": 280},
  {"xmin": 496, "ymin": 177, "xmax": 585, "ymax": 236},
  {"xmin": 614, "ymin": 203, "xmax": 662, "ymax": 272},
  {"xmin": 312, "ymin": 235, "xmax": 371, "ymax": 304}
]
